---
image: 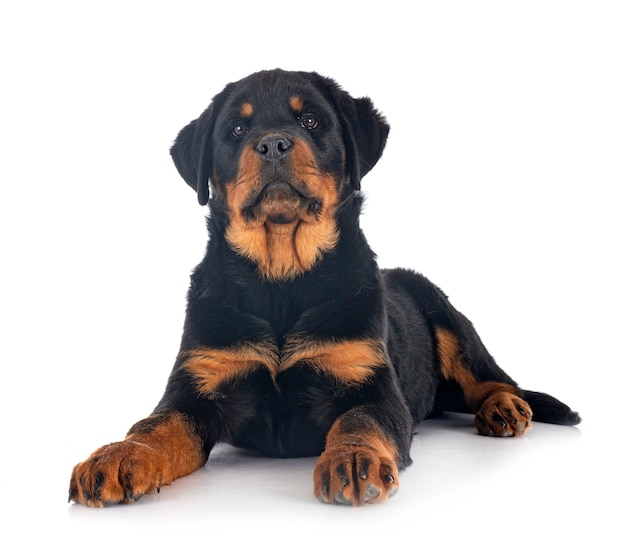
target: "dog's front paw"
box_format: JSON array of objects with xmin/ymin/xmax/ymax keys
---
[
  {"xmin": 313, "ymin": 444, "xmax": 399, "ymax": 505},
  {"xmin": 69, "ymin": 441, "xmax": 163, "ymax": 507},
  {"xmin": 475, "ymin": 392, "xmax": 533, "ymax": 437}
]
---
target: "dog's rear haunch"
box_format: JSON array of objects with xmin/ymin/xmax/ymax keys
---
[{"xmin": 69, "ymin": 69, "xmax": 580, "ymax": 507}]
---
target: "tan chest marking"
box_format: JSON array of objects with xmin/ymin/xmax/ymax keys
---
[
  {"xmin": 280, "ymin": 337, "xmax": 387, "ymax": 386},
  {"xmin": 183, "ymin": 338, "xmax": 386, "ymax": 395},
  {"xmin": 182, "ymin": 341, "xmax": 279, "ymax": 396}
]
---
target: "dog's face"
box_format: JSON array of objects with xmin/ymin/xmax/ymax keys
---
[{"xmin": 171, "ymin": 69, "xmax": 389, "ymax": 280}]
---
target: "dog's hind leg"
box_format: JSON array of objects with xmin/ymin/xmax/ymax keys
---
[
  {"xmin": 434, "ymin": 325, "xmax": 580, "ymax": 434},
  {"xmin": 434, "ymin": 327, "xmax": 533, "ymax": 436}
]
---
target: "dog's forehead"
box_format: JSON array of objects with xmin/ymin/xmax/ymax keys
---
[{"xmin": 220, "ymin": 71, "xmax": 332, "ymax": 119}]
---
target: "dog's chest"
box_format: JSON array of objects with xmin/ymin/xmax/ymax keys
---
[
  {"xmin": 183, "ymin": 335, "xmax": 371, "ymax": 457},
  {"xmin": 226, "ymin": 365, "xmax": 354, "ymax": 458},
  {"xmin": 185, "ymin": 281, "xmax": 383, "ymax": 456}
]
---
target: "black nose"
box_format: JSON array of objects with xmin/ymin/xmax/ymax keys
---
[{"xmin": 255, "ymin": 134, "xmax": 292, "ymax": 161}]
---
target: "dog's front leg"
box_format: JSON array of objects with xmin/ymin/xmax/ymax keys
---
[
  {"xmin": 69, "ymin": 411, "xmax": 207, "ymax": 507},
  {"xmin": 313, "ymin": 406, "xmax": 411, "ymax": 506}
]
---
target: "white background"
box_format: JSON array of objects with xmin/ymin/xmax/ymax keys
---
[{"xmin": 1, "ymin": 1, "xmax": 624, "ymax": 548}]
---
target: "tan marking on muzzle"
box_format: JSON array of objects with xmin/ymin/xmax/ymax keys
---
[{"xmin": 224, "ymin": 140, "xmax": 340, "ymax": 280}]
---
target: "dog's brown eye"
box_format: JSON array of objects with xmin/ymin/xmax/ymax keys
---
[
  {"xmin": 300, "ymin": 113, "xmax": 319, "ymax": 130},
  {"xmin": 232, "ymin": 123, "xmax": 247, "ymax": 138}
]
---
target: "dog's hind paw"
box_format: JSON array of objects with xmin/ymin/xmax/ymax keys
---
[{"xmin": 474, "ymin": 391, "xmax": 533, "ymax": 437}]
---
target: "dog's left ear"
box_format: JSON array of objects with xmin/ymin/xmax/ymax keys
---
[
  {"xmin": 329, "ymin": 84, "xmax": 390, "ymax": 190},
  {"xmin": 170, "ymin": 104, "xmax": 215, "ymax": 206}
]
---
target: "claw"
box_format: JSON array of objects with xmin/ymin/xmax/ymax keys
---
[
  {"xmin": 336, "ymin": 464, "xmax": 349, "ymax": 487},
  {"xmin": 358, "ymin": 457, "xmax": 371, "ymax": 480}
]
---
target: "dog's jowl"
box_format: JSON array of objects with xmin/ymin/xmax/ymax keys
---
[{"xmin": 69, "ymin": 69, "xmax": 580, "ymax": 507}]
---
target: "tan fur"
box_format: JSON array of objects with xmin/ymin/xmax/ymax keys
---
[
  {"xmin": 183, "ymin": 341, "xmax": 279, "ymax": 395},
  {"xmin": 239, "ymin": 102, "xmax": 254, "ymax": 117},
  {"xmin": 184, "ymin": 337, "xmax": 386, "ymax": 395},
  {"xmin": 69, "ymin": 412, "xmax": 205, "ymax": 506},
  {"xmin": 314, "ymin": 415, "xmax": 399, "ymax": 505},
  {"xmin": 435, "ymin": 327, "xmax": 516, "ymax": 409},
  {"xmin": 224, "ymin": 141, "xmax": 340, "ymax": 280},
  {"xmin": 281, "ymin": 337, "xmax": 387, "ymax": 385},
  {"xmin": 289, "ymin": 96, "xmax": 304, "ymax": 112}
]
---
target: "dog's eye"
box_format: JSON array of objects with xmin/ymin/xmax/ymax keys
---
[
  {"xmin": 299, "ymin": 113, "xmax": 319, "ymax": 130},
  {"xmin": 232, "ymin": 123, "xmax": 248, "ymax": 138}
]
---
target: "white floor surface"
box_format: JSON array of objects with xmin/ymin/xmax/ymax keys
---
[{"xmin": 3, "ymin": 407, "xmax": 618, "ymax": 550}]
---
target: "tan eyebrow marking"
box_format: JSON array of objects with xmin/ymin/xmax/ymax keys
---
[
  {"xmin": 239, "ymin": 102, "xmax": 254, "ymax": 117},
  {"xmin": 290, "ymin": 96, "xmax": 304, "ymax": 112}
]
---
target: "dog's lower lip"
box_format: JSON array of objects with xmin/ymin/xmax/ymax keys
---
[
  {"xmin": 264, "ymin": 180, "xmax": 300, "ymax": 196},
  {"xmin": 255, "ymin": 180, "xmax": 309, "ymax": 203},
  {"xmin": 243, "ymin": 180, "xmax": 310, "ymax": 211},
  {"xmin": 267, "ymin": 213, "xmax": 296, "ymax": 224}
]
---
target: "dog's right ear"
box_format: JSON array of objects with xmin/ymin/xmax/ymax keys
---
[
  {"xmin": 170, "ymin": 104, "xmax": 215, "ymax": 206},
  {"xmin": 321, "ymin": 75, "xmax": 389, "ymax": 191}
]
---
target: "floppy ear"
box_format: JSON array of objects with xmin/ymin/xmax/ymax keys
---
[
  {"xmin": 170, "ymin": 105, "xmax": 215, "ymax": 206},
  {"xmin": 332, "ymin": 90, "xmax": 390, "ymax": 190}
]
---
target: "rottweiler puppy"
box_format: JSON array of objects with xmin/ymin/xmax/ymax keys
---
[{"xmin": 69, "ymin": 69, "xmax": 580, "ymax": 507}]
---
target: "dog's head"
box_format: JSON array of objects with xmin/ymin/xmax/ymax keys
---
[{"xmin": 171, "ymin": 69, "xmax": 389, "ymax": 280}]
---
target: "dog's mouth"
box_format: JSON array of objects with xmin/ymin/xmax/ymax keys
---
[{"xmin": 243, "ymin": 180, "xmax": 322, "ymax": 224}]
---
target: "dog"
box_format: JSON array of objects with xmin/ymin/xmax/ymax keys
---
[{"xmin": 69, "ymin": 69, "xmax": 580, "ymax": 507}]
